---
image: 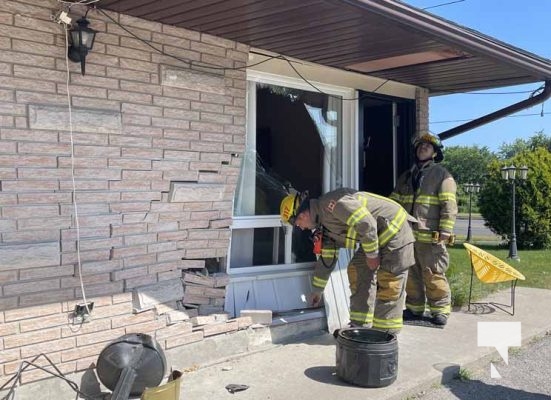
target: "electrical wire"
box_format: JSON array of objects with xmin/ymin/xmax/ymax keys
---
[
  {"xmin": 88, "ymin": 4, "xmax": 539, "ymax": 103},
  {"xmin": 283, "ymin": 56, "xmax": 325, "ymax": 94},
  {"xmin": 529, "ymin": 84, "xmax": 546, "ymax": 98},
  {"xmin": 96, "ymin": 8, "xmax": 281, "ymax": 71},
  {"xmin": 70, "ymin": 2, "xmax": 543, "ymax": 109},
  {"xmin": 0, "ymin": 354, "xmax": 95, "ymax": 400},
  {"xmin": 432, "ymin": 83, "xmax": 544, "ymax": 97},
  {"xmin": 447, "ymin": 89, "xmax": 538, "ymax": 95},
  {"xmin": 57, "ymin": 0, "xmax": 100, "ymax": 6},
  {"xmin": 64, "ymin": 23, "xmax": 91, "ymax": 316},
  {"xmin": 280, "ymin": 55, "xmax": 390, "ymax": 100},
  {"xmin": 431, "ymin": 85, "xmax": 547, "ymax": 123},
  {"xmin": 422, "ymin": 0, "xmax": 466, "ymax": 10},
  {"xmin": 94, "ymin": 8, "xmax": 389, "ymax": 101},
  {"xmin": 431, "ymin": 111, "xmax": 550, "ymax": 124}
]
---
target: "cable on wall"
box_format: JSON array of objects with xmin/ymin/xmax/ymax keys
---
[
  {"xmin": 96, "ymin": 8, "xmax": 281, "ymax": 71},
  {"xmin": 66, "ymin": 3, "xmax": 547, "ymax": 111},
  {"xmin": 280, "ymin": 54, "xmax": 390, "ymax": 100},
  {"xmin": 63, "ymin": 20, "xmax": 91, "ymax": 316},
  {"xmin": 43, "ymin": 3, "xmax": 390, "ymax": 317},
  {"xmin": 95, "ymin": 8, "xmax": 390, "ymax": 101}
]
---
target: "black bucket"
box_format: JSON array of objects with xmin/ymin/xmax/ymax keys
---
[
  {"xmin": 335, "ymin": 328, "xmax": 398, "ymax": 388},
  {"xmin": 96, "ymin": 333, "xmax": 166, "ymax": 399}
]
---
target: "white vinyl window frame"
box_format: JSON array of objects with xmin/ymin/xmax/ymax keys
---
[{"xmin": 228, "ymin": 71, "xmax": 357, "ymax": 275}]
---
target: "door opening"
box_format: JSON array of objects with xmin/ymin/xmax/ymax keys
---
[{"xmin": 359, "ymin": 92, "xmax": 415, "ymax": 196}]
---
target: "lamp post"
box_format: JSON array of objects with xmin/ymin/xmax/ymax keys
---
[
  {"xmin": 463, "ymin": 183, "xmax": 481, "ymax": 242},
  {"xmin": 501, "ymin": 165, "xmax": 529, "ymax": 261}
]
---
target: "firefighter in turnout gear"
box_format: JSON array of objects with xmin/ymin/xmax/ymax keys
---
[
  {"xmin": 280, "ymin": 188, "xmax": 416, "ymax": 334},
  {"xmin": 390, "ymin": 133, "xmax": 458, "ymax": 326}
]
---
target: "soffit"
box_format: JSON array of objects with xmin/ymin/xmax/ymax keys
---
[{"xmin": 97, "ymin": 0, "xmax": 551, "ymax": 94}]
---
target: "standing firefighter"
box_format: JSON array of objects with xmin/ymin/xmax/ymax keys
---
[
  {"xmin": 390, "ymin": 133, "xmax": 458, "ymax": 326},
  {"xmin": 280, "ymin": 188, "xmax": 416, "ymax": 334}
]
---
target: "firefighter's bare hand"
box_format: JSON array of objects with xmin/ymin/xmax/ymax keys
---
[
  {"xmin": 366, "ymin": 256, "xmax": 380, "ymax": 270},
  {"xmin": 309, "ymin": 292, "xmax": 323, "ymax": 307}
]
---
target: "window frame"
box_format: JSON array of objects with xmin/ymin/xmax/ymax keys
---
[{"xmin": 228, "ymin": 71, "xmax": 357, "ymax": 275}]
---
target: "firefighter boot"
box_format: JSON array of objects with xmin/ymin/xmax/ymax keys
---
[
  {"xmin": 403, "ymin": 308, "xmax": 423, "ymax": 321},
  {"xmin": 432, "ymin": 313, "xmax": 448, "ymax": 326}
]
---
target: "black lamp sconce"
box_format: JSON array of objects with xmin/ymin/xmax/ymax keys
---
[{"xmin": 68, "ymin": 14, "xmax": 97, "ymax": 76}]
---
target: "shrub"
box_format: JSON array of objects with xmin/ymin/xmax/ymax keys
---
[{"xmin": 478, "ymin": 147, "xmax": 551, "ymax": 249}]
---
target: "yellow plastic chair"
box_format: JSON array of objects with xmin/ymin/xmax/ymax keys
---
[
  {"xmin": 463, "ymin": 243, "xmax": 526, "ymax": 315},
  {"xmin": 140, "ymin": 370, "xmax": 182, "ymax": 400}
]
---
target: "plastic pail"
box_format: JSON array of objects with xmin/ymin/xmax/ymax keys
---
[{"xmin": 335, "ymin": 328, "xmax": 398, "ymax": 388}]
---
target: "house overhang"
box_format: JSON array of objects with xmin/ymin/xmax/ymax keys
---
[{"xmin": 97, "ymin": 0, "xmax": 551, "ymax": 95}]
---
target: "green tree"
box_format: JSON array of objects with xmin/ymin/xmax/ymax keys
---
[
  {"xmin": 478, "ymin": 147, "xmax": 551, "ymax": 249},
  {"xmin": 498, "ymin": 131, "xmax": 551, "ymax": 159},
  {"xmin": 441, "ymin": 145, "xmax": 496, "ymax": 184},
  {"xmin": 441, "ymin": 145, "xmax": 496, "ymax": 213}
]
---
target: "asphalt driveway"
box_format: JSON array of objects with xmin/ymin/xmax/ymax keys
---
[{"xmin": 406, "ymin": 333, "xmax": 551, "ymax": 400}]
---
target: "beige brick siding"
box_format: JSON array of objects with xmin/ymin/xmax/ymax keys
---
[
  {"xmin": 0, "ymin": 0, "xmax": 247, "ymax": 383},
  {"xmin": 415, "ymin": 87, "xmax": 429, "ymax": 135}
]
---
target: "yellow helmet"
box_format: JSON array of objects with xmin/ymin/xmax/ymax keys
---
[
  {"xmin": 280, "ymin": 194, "xmax": 299, "ymax": 224},
  {"xmin": 413, "ymin": 133, "xmax": 444, "ymax": 163}
]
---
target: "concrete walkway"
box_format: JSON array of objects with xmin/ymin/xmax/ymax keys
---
[{"xmin": 179, "ymin": 287, "xmax": 551, "ymax": 400}]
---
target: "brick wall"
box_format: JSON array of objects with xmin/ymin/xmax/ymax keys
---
[
  {"xmin": 0, "ymin": 0, "xmax": 247, "ymax": 384},
  {"xmin": 415, "ymin": 87, "xmax": 429, "ymax": 135}
]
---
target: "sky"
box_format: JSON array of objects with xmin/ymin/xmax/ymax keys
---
[{"xmin": 402, "ymin": 0, "xmax": 551, "ymax": 152}]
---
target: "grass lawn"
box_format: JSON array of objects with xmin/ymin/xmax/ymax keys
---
[{"xmin": 447, "ymin": 240, "xmax": 551, "ymax": 307}]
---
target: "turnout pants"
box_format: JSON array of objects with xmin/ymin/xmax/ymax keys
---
[
  {"xmin": 405, "ymin": 241, "xmax": 451, "ymax": 316},
  {"xmin": 347, "ymin": 243, "xmax": 415, "ymax": 333}
]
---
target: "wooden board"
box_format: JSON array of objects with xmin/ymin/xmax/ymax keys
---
[
  {"xmin": 226, "ymin": 272, "xmax": 312, "ymax": 318},
  {"xmin": 323, "ymin": 249, "xmax": 352, "ymax": 333}
]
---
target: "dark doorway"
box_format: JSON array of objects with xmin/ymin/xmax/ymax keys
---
[{"xmin": 359, "ymin": 92, "xmax": 415, "ymax": 196}]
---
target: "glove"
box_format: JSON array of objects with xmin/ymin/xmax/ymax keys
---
[
  {"xmin": 366, "ymin": 256, "xmax": 380, "ymax": 270},
  {"xmin": 439, "ymin": 232, "xmax": 451, "ymax": 243}
]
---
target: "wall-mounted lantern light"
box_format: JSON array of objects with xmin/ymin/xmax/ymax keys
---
[{"xmin": 68, "ymin": 16, "xmax": 97, "ymax": 76}]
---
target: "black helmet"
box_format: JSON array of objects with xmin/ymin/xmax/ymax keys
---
[{"xmin": 413, "ymin": 133, "xmax": 444, "ymax": 163}]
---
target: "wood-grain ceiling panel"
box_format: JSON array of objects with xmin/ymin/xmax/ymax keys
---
[
  {"xmin": 259, "ymin": 20, "xmax": 365, "ymax": 49},
  {"xmin": 179, "ymin": 0, "xmax": 320, "ymax": 27},
  {"xmin": 232, "ymin": 15, "xmax": 362, "ymax": 46},
  {"xmin": 431, "ymin": 76, "xmax": 535, "ymax": 94},
  {"xmin": 194, "ymin": 3, "xmax": 336, "ymax": 38},
  {"xmin": 102, "ymin": 0, "xmax": 178, "ymax": 13},
  {"xmin": 227, "ymin": 15, "xmax": 361, "ymax": 49},
  {"xmin": 97, "ymin": 0, "xmax": 550, "ymax": 93},
  {"xmin": 95, "ymin": 0, "xmax": 150, "ymax": 10},
  {"xmin": 377, "ymin": 58, "xmax": 515, "ymax": 80},
  {"xmin": 314, "ymin": 42, "xmax": 446, "ymax": 67},
  {"xmin": 370, "ymin": 60, "xmax": 528, "ymax": 92},
  {"xmin": 142, "ymin": 0, "xmax": 274, "ymax": 25}
]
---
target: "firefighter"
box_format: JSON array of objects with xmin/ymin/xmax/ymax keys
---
[
  {"xmin": 390, "ymin": 133, "xmax": 458, "ymax": 326},
  {"xmin": 280, "ymin": 188, "xmax": 416, "ymax": 334}
]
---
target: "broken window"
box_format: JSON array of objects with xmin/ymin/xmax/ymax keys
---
[{"xmin": 231, "ymin": 82, "xmax": 343, "ymax": 270}]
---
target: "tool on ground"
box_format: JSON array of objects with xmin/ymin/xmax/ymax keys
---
[{"xmin": 225, "ymin": 384, "xmax": 249, "ymax": 393}]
